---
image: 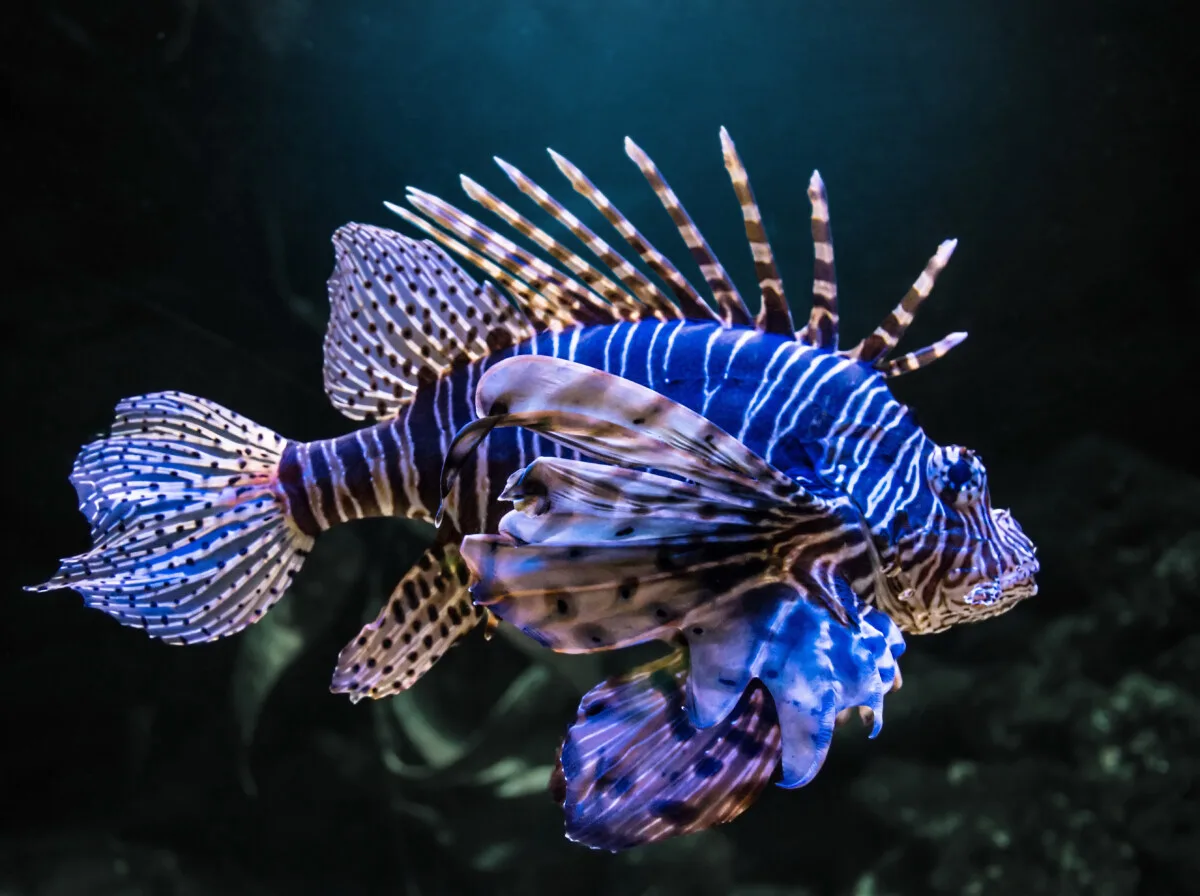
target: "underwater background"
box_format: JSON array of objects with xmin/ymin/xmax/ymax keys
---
[{"xmin": 2, "ymin": 0, "xmax": 1193, "ymax": 893}]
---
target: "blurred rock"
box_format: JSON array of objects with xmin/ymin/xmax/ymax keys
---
[{"xmin": 0, "ymin": 836, "xmax": 267, "ymax": 896}]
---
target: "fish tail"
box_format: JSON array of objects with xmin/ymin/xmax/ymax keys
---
[{"xmin": 27, "ymin": 391, "xmax": 314, "ymax": 644}]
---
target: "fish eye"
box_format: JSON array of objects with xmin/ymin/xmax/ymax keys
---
[{"xmin": 927, "ymin": 445, "xmax": 986, "ymax": 508}]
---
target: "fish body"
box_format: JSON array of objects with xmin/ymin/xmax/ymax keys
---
[
  {"xmin": 30, "ymin": 128, "xmax": 1038, "ymax": 849},
  {"xmin": 282, "ymin": 317, "xmax": 872, "ymax": 538}
]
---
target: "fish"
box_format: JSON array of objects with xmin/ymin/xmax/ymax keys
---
[
  {"xmin": 28, "ymin": 127, "xmax": 1038, "ymax": 849},
  {"xmin": 450, "ymin": 350, "xmax": 1034, "ymax": 848}
]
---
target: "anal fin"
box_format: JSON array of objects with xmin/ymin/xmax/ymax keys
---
[{"xmin": 330, "ymin": 543, "xmax": 485, "ymax": 702}]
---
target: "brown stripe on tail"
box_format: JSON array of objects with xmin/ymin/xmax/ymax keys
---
[{"xmin": 276, "ymin": 418, "xmax": 437, "ymax": 532}]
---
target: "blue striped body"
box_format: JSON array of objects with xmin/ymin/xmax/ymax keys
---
[{"xmin": 280, "ymin": 319, "xmax": 927, "ymax": 562}]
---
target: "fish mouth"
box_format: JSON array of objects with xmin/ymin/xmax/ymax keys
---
[{"xmin": 963, "ymin": 557, "xmax": 1040, "ymax": 606}]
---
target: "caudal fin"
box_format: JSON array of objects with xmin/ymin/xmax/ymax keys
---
[{"xmin": 27, "ymin": 392, "xmax": 314, "ymax": 644}]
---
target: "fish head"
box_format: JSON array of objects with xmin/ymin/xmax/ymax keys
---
[{"xmin": 883, "ymin": 443, "xmax": 1038, "ymax": 634}]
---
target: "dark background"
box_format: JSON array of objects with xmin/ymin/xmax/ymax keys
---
[{"xmin": 2, "ymin": 1, "xmax": 1194, "ymax": 894}]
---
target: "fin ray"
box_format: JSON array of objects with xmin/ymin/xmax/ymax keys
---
[
  {"xmin": 459, "ymin": 174, "xmax": 644, "ymax": 318},
  {"xmin": 878, "ymin": 331, "xmax": 968, "ymax": 377},
  {"xmin": 803, "ymin": 170, "xmax": 839, "ymax": 348},
  {"xmin": 549, "ymin": 148, "xmax": 717, "ymax": 322},
  {"xmin": 849, "ymin": 238, "xmax": 958, "ymax": 365},
  {"xmin": 719, "ymin": 128, "xmax": 795, "ymax": 337},
  {"xmin": 384, "ymin": 206, "xmax": 566, "ymax": 332},
  {"xmin": 403, "ymin": 188, "xmax": 614, "ymax": 327},
  {"xmin": 624, "ymin": 137, "xmax": 752, "ymax": 327},
  {"xmin": 493, "ymin": 156, "xmax": 681, "ymax": 319}
]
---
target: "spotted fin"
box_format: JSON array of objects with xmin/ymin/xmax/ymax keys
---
[
  {"xmin": 461, "ymin": 453, "xmax": 824, "ymax": 653},
  {"xmin": 329, "ymin": 543, "xmax": 486, "ymax": 702},
  {"xmin": 441, "ymin": 355, "xmax": 820, "ymax": 511},
  {"xmin": 468, "ymin": 485, "xmax": 903, "ymax": 788},
  {"xmin": 455, "ymin": 360, "xmax": 905, "ymax": 788},
  {"xmin": 322, "ymin": 223, "xmax": 535, "ymax": 422},
  {"xmin": 26, "ymin": 392, "xmax": 314, "ymax": 643},
  {"xmin": 552, "ymin": 647, "xmax": 781, "ymax": 852}
]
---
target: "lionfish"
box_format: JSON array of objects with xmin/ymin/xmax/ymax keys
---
[{"xmin": 29, "ymin": 128, "xmax": 1038, "ymax": 851}]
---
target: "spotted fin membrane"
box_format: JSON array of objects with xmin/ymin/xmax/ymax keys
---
[
  {"xmin": 24, "ymin": 393, "xmax": 314, "ymax": 644},
  {"xmin": 329, "ymin": 543, "xmax": 486, "ymax": 702},
  {"xmin": 552, "ymin": 647, "xmax": 781, "ymax": 852},
  {"xmin": 453, "ymin": 355, "xmax": 906, "ymax": 818}
]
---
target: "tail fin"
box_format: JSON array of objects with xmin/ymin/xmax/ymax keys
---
[{"xmin": 27, "ymin": 392, "xmax": 314, "ymax": 644}]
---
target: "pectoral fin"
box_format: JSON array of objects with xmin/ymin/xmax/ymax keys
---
[{"xmin": 552, "ymin": 647, "xmax": 780, "ymax": 852}]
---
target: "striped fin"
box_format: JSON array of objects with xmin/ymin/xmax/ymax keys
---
[
  {"xmin": 719, "ymin": 127, "xmax": 794, "ymax": 337},
  {"xmin": 803, "ymin": 171, "xmax": 839, "ymax": 349},
  {"xmin": 624, "ymin": 137, "xmax": 753, "ymax": 327},
  {"xmin": 460, "ymin": 449, "xmax": 860, "ymax": 650},
  {"xmin": 330, "ymin": 543, "xmax": 485, "ymax": 702},
  {"xmin": 548, "ymin": 148, "xmax": 718, "ymax": 322},
  {"xmin": 323, "ymin": 223, "xmax": 535, "ymax": 422},
  {"xmin": 385, "ymin": 203, "xmax": 569, "ymax": 333},
  {"xmin": 492, "ymin": 156, "xmax": 682, "ymax": 319},
  {"xmin": 465, "ymin": 484, "xmax": 903, "ymax": 788},
  {"xmin": 459, "ymin": 174, "xmax": 645, "ymax": 320},
  {"xmin": 440, "ymin": 356, "xmax": 820, "ymax": 514},
  {"xmin": 466, "ymin": 471, "xmax": 904, "ymax": 790},
  {"xmin": 552, "ymin": 647, "xmax": 781, "ymax": 852},
  {"xmin": 456, "ymin": 364, "xmax": 906, "ymax": 789},
  {"xmin": 463, "ymin": 490, "xmax": 784, "ymax": 655},
  {"xmin": 497, "ymin": 457, "xmax": 792, "ymax": 546},
  {"xmin": 403, "ymin": 187, "xmax": 615, "ymax": 327},
  {"xmin": 26, "ymin": 392, "xmax": 314, "ymax": 644},
  {"xmin": 847, "ymin": 238, "xmax": 965, "ymax": 375},
  {"xmin": 877, "ymin": 331, "xmax": 968, "ymax": 378}
]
